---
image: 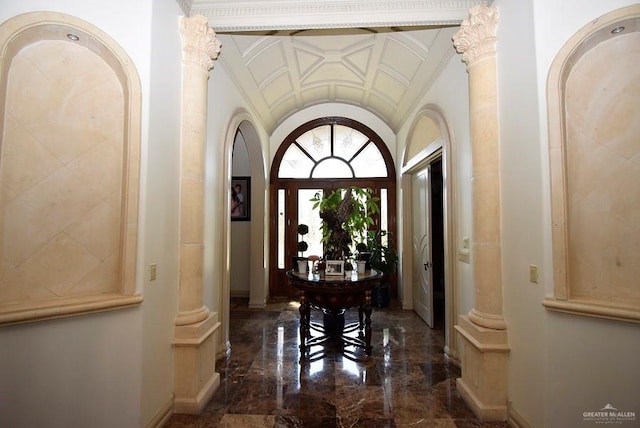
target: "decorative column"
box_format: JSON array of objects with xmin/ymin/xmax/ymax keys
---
[
  {"xmin": 173, "ymin": 15, "xmax": 222, "ymax": 414},
  {"xmin": 452, "ymin": 5, "xmax": 509, "ymax": 421}
]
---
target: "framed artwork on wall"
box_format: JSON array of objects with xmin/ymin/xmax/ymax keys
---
[{"xmin": 231, "ymin": 176, "xmax": 250, "ymax": 221}]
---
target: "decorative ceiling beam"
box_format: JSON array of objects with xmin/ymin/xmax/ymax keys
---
[{"xmin": 188, "ymin": 0, "xmax": 490, "ymax": 32}]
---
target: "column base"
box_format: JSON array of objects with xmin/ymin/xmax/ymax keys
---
[
  {"xmin": 455, "ymin": 314, "xmax": 509, "ymax": 421},
  {"xmin": 173, "ymin": 310, "xmax": 221, "ymax": 414}
]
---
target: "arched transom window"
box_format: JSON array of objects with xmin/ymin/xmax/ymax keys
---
[{"xmin": 277, "ymin": 120, "xmax": 389, "ymax": 179}]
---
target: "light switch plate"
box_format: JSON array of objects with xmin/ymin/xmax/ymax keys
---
[
  {"xmin": 529, "ymin": 264, "xmax": 538, "ymax": 283},
  {"xmin": 458, "ymin": 249, "xmax": 470, "ymax": 264}
]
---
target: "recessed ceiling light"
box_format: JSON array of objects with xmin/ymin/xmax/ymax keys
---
[
  {"xmin": 67, "ymin": 33, "xmax": 80, "ymax": 41},
  {"xmin": 611, "ymin": 26, "xmax": 625, "ymax": 34}
]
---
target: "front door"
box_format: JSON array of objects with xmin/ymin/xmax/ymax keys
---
[
  {"xmin": 412, "ymin": 166, "xmax": 434, "ymax": 327},
  {"xmin": 270, "ymin": 180, "xmax": 380, "ymax": 297}
]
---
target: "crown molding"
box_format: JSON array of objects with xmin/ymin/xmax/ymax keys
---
[
  {"xmin": 187, "ymin": 0, "xmax": 489, "ymax": 32},
  {"xmin": 176, "ymin": 0, "xmax": 193, "ymax": 15}
]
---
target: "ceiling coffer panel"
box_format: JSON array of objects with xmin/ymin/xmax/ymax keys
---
[
  {"xmin": 343, "ymin": 45, "xmax": 374, "ymax": 77},
  {"xmin": 380, "ymin": 37, "xmax": 425, "ymax": 82},
  {"xmin": 270, "ymin": 96, "xmax": 298, "ymax": 123},
  {"xmin": 372, "ymin": 69, "xmax": 407, "ymax": 104},
  {"xmin": 262, "ymin": 72, "xmax": 294, "ymax": 106},
  {"xmin": 367, "ymin": 92, "xmax": 399, "ymax": 120},
  {"xmin": 293, "ymin": 49, "xmax": 325, "ymax": 79},
  {"xmin": 301, "ymin": 62, "xmax": 365, "ymax": 86},
  {"xmin": 334, "ymin": 85, "xmax": 365, "ymax": 104},
  {"xmin": 299, "ymin": 86, "xmax": 332, "ymax": 106},
  {"xmin": 201, "ymin": 0, "xmax": 483, "ymax": 133},
  {"xmin": 246, "ymin": 41, "xmax": 287, "ymax": 88}
]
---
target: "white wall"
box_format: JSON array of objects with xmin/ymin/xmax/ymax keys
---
[
  {"xmin": 494, "ymin": 0, "xmax": 547, "ymax": 425},
  {"xmin": 497, "ymin": 0, "xmax": 640, "ymax": 426},
  {"xmin": 0, "ymin": 1, "xmax": 159, "ymax": 427},
  {"xmin": 396, "ymin": 52, "xmax": 473, "ymax": 316},
  {"xmin": 141, "ymin": 0, "xmax": 183, "ymax": 425}
]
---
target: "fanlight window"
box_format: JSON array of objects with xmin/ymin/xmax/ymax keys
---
[{"xmin": 278, "ymin": 124, "xmax": 388, "ymax": 178}]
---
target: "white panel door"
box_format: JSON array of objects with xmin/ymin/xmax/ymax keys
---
[{"xmin": 412, "ymin": 167, "xmax": 434, "ymax": 327}]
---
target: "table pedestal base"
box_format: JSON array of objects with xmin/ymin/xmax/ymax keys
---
[
  {"xmin": 287, "ymin": 269, "xmax": 381, "ymax": 363},
  {"xmin": 299, "ymin": 298, "xmax": 372, "ymax": 362}
]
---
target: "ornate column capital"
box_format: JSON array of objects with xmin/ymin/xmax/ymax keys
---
[
  {"xmin": 179, "ymin": 14, "xmax": 222, "ymax": 71},
  {"xmin": 453, "ymin": 5, "xmax": 499, "ymax": 66}
]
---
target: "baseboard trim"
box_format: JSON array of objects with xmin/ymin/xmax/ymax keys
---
[
  {"xmin": 230, "ymin": 290, "xmax": 250, "ymax": 298},
  {"xmin": 508, "ymin": 402, "xmax": 533, "ymax": 428},
  {"xmin": 444, "ymin": 345, "xmax": 460, "ymax": 366},
  {"xmin": 248, "ymin": 299, "xmax": 266, "ymax": 309},
  {"xmin": 456, "ymin": 378, "xmax": 508, "ymax": 421},
  {"xmin": 144, "ymin": 395, "xmax": 173, "ymax": 428},
  {"xmin": 174, "ymin": 372, "xmax": 220, "ymax": 414}
]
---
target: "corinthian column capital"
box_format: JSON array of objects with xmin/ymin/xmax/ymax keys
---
[
  {"xmin": 453, "ymin": 5, "xmax": 499, "ymax": 66},
  {"xmin": 179, "ymin": 15, "xmax": 222, "ymax": 71}
]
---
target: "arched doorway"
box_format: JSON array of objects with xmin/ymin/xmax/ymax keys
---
[
  {"xmin": 217, "ymin": 113, "xmax": 268, "ymax": 357},
  {"xmin": 401, "ymin": 106, "xmax": 458, "ymax": 360},
  {"xmin": 270, "ymin": 117, "xmax": 396, "ymax": 297}
]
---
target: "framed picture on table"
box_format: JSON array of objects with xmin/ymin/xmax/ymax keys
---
[
  {"xmin": 325, "ymin": 260, "xmax": 344, "ymax": 276},
  {"xmin": 231, "ymin": 176, "xmax": 250, "ymax": 221}
]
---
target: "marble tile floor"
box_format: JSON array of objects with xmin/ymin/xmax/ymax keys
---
[{"xmin": 165, "ymin": 298, "xmax": 510, "ymax": 428}]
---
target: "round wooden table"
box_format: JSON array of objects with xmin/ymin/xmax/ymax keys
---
[{"xmin": 286, "ymin": 269, "xmax": 382, "ymax": 361}]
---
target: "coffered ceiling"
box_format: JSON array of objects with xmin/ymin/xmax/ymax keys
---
[{"xmin": 181, "ymin": 1, "xmax": 488, "ymax": 133}]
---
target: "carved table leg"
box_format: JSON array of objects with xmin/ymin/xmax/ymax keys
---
[
  {"xmin": 299, "ymin": 291, "xmax": 310, "ymax": 359},
  {"xmin": 358, "ymin": 301, "xmax": 364, "ymax": 330},
  {"xmin": 364, "ymin": 289, "xmax": 373, "ymax": 355}
]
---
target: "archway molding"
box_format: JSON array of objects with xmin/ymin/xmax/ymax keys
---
[
  {"xmin": 400, "ymin": 104, "xmax": 459, "ymax": 360},
  {"xmin": 218, "ymin": 108, "xmax": 268, "ymax": 354}
]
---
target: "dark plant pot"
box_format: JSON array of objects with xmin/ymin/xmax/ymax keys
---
[
  {"xmin": 358, "ymin": 252, "xmax": 372, "ymax": 270},
  {"xmin": 323, "ymin": 311, "xmax": 345, "ymax": 338},
  {"xmin": 372, "ymin": 282, "xmax": 390, "ymax": 308}
]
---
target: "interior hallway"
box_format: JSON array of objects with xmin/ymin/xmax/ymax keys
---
[{"xmin": 164, "ymin": 298, "xmax": 510, "ymax": 427}]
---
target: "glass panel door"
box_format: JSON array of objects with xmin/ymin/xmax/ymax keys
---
[
  {"xmin": 297, "ymin": 188, "xmax": 323, "ymax": 259},
  {"xmin": 277, "ymin": 188, "xmax": 286, "ymax": 269}
]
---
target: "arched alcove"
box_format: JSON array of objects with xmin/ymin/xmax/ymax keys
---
[
  {"xmin": 544, "ymin": 5, "xmax": 640, "ymax": 323},
  {"xmin": 0, "ymin": 12, "xmax": 142, "ymax": 325},
  {"xmin": 404, "ymin": 115, "xmax": 442, "ymax": 166}
]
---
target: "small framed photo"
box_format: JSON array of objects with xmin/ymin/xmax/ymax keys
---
[
  {"xmin": 231, "ymin": 176, "xmax": 250, "ymax": 221},
  {"xmin": 325, "ymin": 260, "xmax": 344, "ymax": 276}
]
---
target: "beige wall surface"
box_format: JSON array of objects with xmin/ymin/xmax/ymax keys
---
[
  {"xmin": 2, "ymin": 40, "xmax": 124, "ymax": 305},
  {"xmin": 404, "ymin": 116, "xmax": 441, "ymax": 162},
  {"xmin": 0, "ymin": 1, "xmax": 178, "ymax": 427},
  {"xmin": 564, "ymin": 32, "xmax": 640, "ymax": 307},
  {"xmin": 498, "ymin": 0, "xmax": 640, "ymax": 426},
  {"xmin": 1, "ymin": 1, "xmax": 638, "ymax": 428}
]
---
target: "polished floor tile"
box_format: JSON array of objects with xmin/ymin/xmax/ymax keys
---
[{"xmin": 164, "ymin": 298, "xmax": 509, "ymax": 428}]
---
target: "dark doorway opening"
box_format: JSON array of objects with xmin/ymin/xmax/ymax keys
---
[{"xmin": 430, "ymin": 158, "xmax": 445, "ymax": 327}]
